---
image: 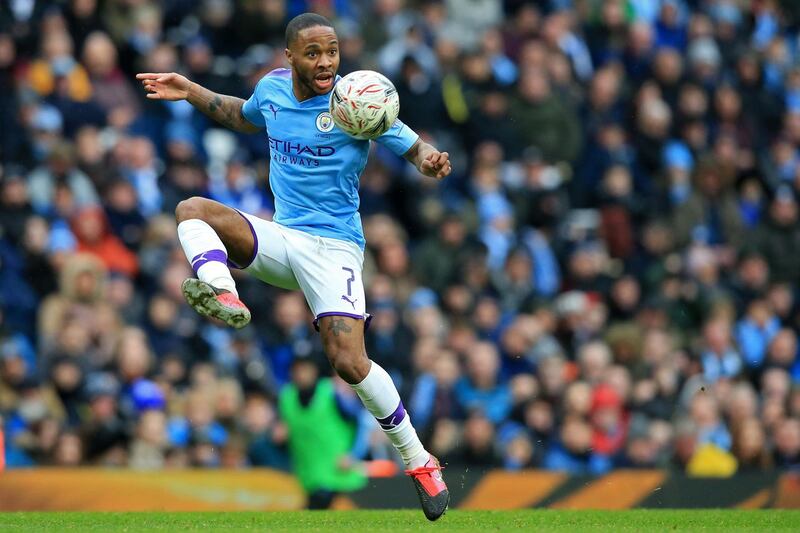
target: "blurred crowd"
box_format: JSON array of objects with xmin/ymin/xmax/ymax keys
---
[{"xmin": 2, "ymin": 0, "xmax": 800, "ymax": 477}]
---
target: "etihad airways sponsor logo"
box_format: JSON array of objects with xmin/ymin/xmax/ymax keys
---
[{"xmin": 268, "ymin": 136, "xmax": 335, "ymax": 157}]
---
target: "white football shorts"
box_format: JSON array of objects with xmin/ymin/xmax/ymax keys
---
[{"xmin": 235, "ymin": 210, "xmax": 368, "ymax": 328}]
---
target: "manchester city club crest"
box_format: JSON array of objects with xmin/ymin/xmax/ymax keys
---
[{"xmin": 315, "ymin": 111, "xmax": 334, "ymax": 132}]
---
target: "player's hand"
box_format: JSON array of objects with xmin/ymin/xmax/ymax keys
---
[
  {"xmin": 136, "ymin": 72, "xmax": 192, "ymax": 101},
  {"xmin": 419, "ymin": 151, "xmax": 451, "ymax": 179}
]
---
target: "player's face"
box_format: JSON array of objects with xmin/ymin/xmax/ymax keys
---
[{"xmin": 286, "ymin": 26, "xmax": 339, "ymax": 98}]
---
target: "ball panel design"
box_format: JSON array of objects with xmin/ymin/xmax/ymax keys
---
[{"xmin": 329, "ymin": 70, "xmax": 400, "ymax": 140}]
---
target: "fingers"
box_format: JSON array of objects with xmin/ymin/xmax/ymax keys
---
[
  {"xmin": 142, "ymin": 82, "xmax": 160, "ymax": 97},
  {"xmin": 420, "ymin": 154, "xmax": 451, "ymax": 179},
  {"xmin": 137, "ymin": 73, "xmax": 171, "ymax": 93},
  {"xmin": 436, "ymin": 159, "xmax": 452, "ymax": 179},
  {"xmin": 139, "ymin": 72, "xmax": 160, "ymax": 96},
  {"xmin": 425, "ymin": 151, "xmax": 443, "ymax": 167},
  {"xmin": 426, "ymin": 151, "xmax": 449, "ymax": 168},
  {"xmin": 425, "ymin": 151, "xmax": 451, "ymax": 178}
]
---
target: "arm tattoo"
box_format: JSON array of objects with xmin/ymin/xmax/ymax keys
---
[
  {"xmin": 208, "ymin": 95, "xmax": 241, "ymax": 130},
  {"xmin": 328, "ymin": 318, "xmax": 353, "ymax": 337},
  {"xmin": 188, "ymin": 86, "xmax": 259, "ymax": 133}
]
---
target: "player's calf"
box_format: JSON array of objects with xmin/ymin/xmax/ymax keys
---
[
  {"xmin": 319, "ymin": 317, "xmax": 371, "ymax": 384},
  {"xmin": 175, "ymin": 196, "xmax": 256, "ymax": 270}
]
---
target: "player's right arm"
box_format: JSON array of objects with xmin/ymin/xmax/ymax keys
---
[{"xmin": 136, "ymin": 72, "xmax": 263, "ymax": 134}]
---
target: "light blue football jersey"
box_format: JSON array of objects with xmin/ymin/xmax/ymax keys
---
[{"xmin": 241, "ymin": 68, "xmax": 419, "ymax": 249}]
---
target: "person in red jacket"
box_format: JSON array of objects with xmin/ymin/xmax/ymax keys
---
[
  {"xmin": 590, "ymin": 384, "xmax": 629, "ymax": 456},
  {"xmin": 71, "ymin": 206, "xmax": 138, "ymax": 277}
]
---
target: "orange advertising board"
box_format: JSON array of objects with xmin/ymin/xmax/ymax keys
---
[{"xmin": 0, "ymin": 469, "xmax": 305, "ymax": 511}]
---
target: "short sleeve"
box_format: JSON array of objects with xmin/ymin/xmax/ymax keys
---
[
  {"xmin": 241, "ymin": 83, "xmax": 264, "ymax": 127},
  {"xmin": 374, "ymin": 118, "xmax": 419, "ymax": 157}
]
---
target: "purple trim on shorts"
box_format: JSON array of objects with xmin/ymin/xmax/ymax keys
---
[
  {"xmin": 313, "ymin": 312, "xmax": 373, "ymax": 332},
  {"xmin": 267, "ymin": 68, "xmax": 292, "ymax": 78},
  {"xmin": 191, "ymin": 249, "xmax": 227, "ymax": 273},
  {"xmin": 376, "ymin": 401, "xmax": 407, "ymax": 430},
  {"xmin": 230, "ymin": 210, "xmax": 258, "ymax": 269}
]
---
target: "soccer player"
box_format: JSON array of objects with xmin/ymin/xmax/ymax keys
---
[{"xmin": 137, "ymin": 13, "xmax": 451, "ymax": 520}]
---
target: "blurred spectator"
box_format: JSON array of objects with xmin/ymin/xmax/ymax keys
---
[
  {"xmin": 544, "ymin": 415, "xmax": 611, "ymax": 475},
  {"xmin": 511, "ymin": 68, "xmax": 581, "ymax": 164},
  {"xmin": 129, "ymin": 409, "xmax": 167, "ymax": 469},
  {"xmin": 773, "ymin": 418, "xmax": 800, "ymax": 468},
  {"xmin": 753, "ymin": 187, "xmax": 800, "ymax": 284},
  {"xmin": 26, "ymin": 31, "xmax": 91, "ymax": 103},
  {"xmin": 689, "ymin": 392, "xmax": 729, "ymax": 455},
  {"xmin": 442, "ymin": 412, "xmax": 501, "ymax": 468},
  {"xmin": 28, "ymin": 140, "xmax": 98, "ymax": 215},
  {"xmin": 71, "ymin": 206, "xmax": 139, "ymax": 277},
  {"xmin": 412, "ymin": 213, "xmax": 476, "ymax": 294},
  {"xmin": 699, "ymin": 317, "xmax": 742, "ymax": 384},
  {"xmin": 410, "ymin": 349, "xmax": 462, "ymax": 436},
  {"xmin": 732, "ymin": 417, "xmax": 772, "ymax": 472},
  {"xmin": 80, "ymin": 372, "xmax": 127, "ymax": 465},
  {"xmin": 279, "ymin": 357, "xmax": 367, "ymax": 509},
  {"xmin": 454, "ymin": 342, "xmax": 511, "ymax": 424},
  {"xmin": 37, "ymin": 253, "xmax": 119, "ymax": 351},
  {"xmin": 81, "ymin": 31, "xmax": 140, "ymax": 130}
]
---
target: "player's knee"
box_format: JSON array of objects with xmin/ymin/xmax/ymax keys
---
[
  {"xmin": 175, "ymin": 196, "xmax": 208, "ymax": 223},
  {"xmin": 326, "ymin": 348, "xmax": 369, "ymax": 384}
]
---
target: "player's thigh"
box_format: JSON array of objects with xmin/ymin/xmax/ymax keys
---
[
  {"xmin": 175, "ymin": 197, "xmax": 254, "ymax": 267},
  {"xmin": 285, "ymin": 230, "xmax": 367, "ymax": 321},
  {"xmin": 236, "ymin": 212, "xmax": 300, "ymax": 290}
]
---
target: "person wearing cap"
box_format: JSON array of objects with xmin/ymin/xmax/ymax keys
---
[{"xmin": 81, "ymin": 373, "xmax": 127, "ymax": 464}]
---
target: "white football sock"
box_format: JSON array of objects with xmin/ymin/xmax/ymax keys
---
[
  {"xmin": 350, "ymin": 361, "xmax": 429, "ymax": 469},
  {"xmin": 177, "ymin": 219, "xmax": 238, "ymax": 297}
]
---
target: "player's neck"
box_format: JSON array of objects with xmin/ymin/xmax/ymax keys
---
[{"xmin": 292, "ymin": 79, "xmax": 317, "ymax": 102}]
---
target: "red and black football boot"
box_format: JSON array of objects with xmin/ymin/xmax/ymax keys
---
[{"xmin": 405, "ymin": 455, "xmax": 449, "ymax": 521}]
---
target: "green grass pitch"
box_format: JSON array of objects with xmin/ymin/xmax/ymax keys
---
[{"xmin": 0, "ymin": 510, "xmax": 798, "ymax": 532}]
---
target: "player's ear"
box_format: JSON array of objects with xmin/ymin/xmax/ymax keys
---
[{"xmin": 285, "ymin": 48, "xmax": 293, "ymax": 66}]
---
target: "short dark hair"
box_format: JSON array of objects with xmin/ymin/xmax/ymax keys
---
[{"xmin": 285, "ymin": 13, "xmax": 334, "ymax": 47}]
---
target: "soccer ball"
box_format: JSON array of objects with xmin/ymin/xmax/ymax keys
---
[{"xmin": 329, "ymin": 70, "xmax": 400, "ymax": 140}]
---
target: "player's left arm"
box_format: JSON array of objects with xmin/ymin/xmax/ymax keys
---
[{"xmin": 403, "ymin": 139, "xmax": 452, "ymax": 180}]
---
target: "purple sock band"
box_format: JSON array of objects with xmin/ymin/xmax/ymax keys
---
[
  {"xmin": 191, "ymin": 249, "xmax": 227, "ymax": 273},
  {"xmin": 376, "ymin": 401, "xmax": 406, "ymax": 430}
]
